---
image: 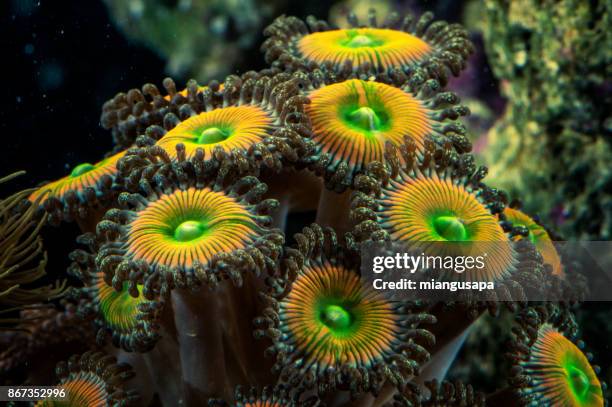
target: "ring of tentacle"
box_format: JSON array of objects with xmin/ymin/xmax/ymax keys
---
[
  {"xmin": 28, "ymin": 151, "xmax": 125, "ymax": 224},
  {"xmin": 284, "ymin": 261, "xmax": 400, "ymax": 364},
  {"xmin": 351, "ymin": 140, "xmax": 544, "ymax": 305},
  {"xmin": 113, "ymin": 72, "xmax": 312, "ymax": 172},
  {"xmin": 352, "ymin": 141, "xmax": 515, "ymax": 281},
  {"xmin": 209, "ymin": 384, "xmax": 320, "ymax": 407},
  {"xmin": 262, "ymin": 10, "xmax": 473, "ymax": 84},
  {"xmin": 390, "ymin": 379, "xmax": 486, "ymax": 406},
  {"xmin": 255, "ymin": 224, "xmax": 435, "ymax": 394},
  {"xmin": 95, "ymin": 152, "xmax": 283, "ymax": 295},
  {"xmin": 508, "ymin": 306, "xmax": 605, "ymax": 407},
  {"xmin": 306, "ymin": 79, "xmax": 429, "ymax": 178},
  {"xmin": 35, "ymin": 351, "xmax": 139, "ymax": 406},
  {"xmin": 100, "ymin": 73, "xmax": 264, "ymax": 149},
  {"xmin": 379, "ymin": 170, "xmax": 515, "ymax": 282},
  {"xmin": 525, "ymin": 325, "xmax": 603, "ymax": 406},
  {"xmin": 300, "ymin": 69, "xmax": 470, "ymax": 190},
  {"xmin": 504, "ymin": 207, "xmax": 563, "ymax": 277},
  {"xmin": 69, "ymin": 233, "xmax": 165, "ymax": 352}
]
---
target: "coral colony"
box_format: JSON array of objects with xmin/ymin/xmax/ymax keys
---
[{"xmin": 1, "ymin": 8, "xmax": 607, "ymax": 407}]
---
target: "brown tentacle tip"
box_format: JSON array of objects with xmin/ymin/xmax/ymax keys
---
[
  {"xmin": 95, "ymin": 153, "xmax": 284, "ymax": 294},
  {"xmin": 37, "ymin": 350, "xmax": 140, "ymax": 406},
  {"xmin": 351, "ymin": 139, "xmax": 546, "ymax": 313},
  {"xmin": 69, "ymin": 232, "xmax": 167, "ymax": 353},
  {"xmin": 262, "ymin": 10, "xmax": 474, "ymax": 84},
  {"xmin": 390, "ymin": 379, "xmax": 486, "ymax": 406},
  {"xmin": 297, "ymin": 67, "xmax": 471, "ymax": 192},
  {"xmin": 505, "ymin": 305, "xmax": 606, "ymax": 406},
  {"xmin": 208, "ymin": 384, "xmax": 322, "ymax": 407},
  {"xmin": 255, "ymin": 224, "xmax": 436, "ymax": 396},
  {"xmin": 109, "ymin": 72, "xmax": 314, "ymax": 179}
]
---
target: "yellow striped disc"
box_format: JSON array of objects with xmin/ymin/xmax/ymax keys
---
[
  {"xmin": 306, "ymin": 79, "xmax": 432, "ymax": 170},
  {"xmin": 29, "ymin": 151, "xmax": 125, "ymax": 203},
  {"xmin": 96, "ymin": 274, "xmax": 146, "ymax": 334},
  {"xmin": 380, "ymin": 174, "xmax": 516, "ymax": 282},
  {"xmin": 504, "ymin": 207, "xmax": 564, "ymax": 277},
  {"xmin": 126, "ymin": 187, "xmax": 258, "ymax": 268},
  {"xmin": 155, "ymin": 105, "xmax": 272, "ymax": 159},
  {"xmin": 35, "ymin": 373, "xmax": 107, "ymax": 406},
  {"xmin": 521, "ymin": 324, "xmax": 604, "ymax": 406},
  {"xmin": 298, "ymin": 28, "xmax": 432, "ymax": 71},
  {"xmin": 281, "ymin": 261, "xmax": 399, "ymax": 368}
]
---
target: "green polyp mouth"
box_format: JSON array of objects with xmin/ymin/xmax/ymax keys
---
[
  {"xmin": 337, "ymin": 81, "xmax": 392, "ymax": 136},
  {"xmin": 341, "ymin": 103, "xmax": 390, "ymax": 135},
  {"xmin": 433, "ymin": 215, "xmax": 468, "ymax": 241},
  {"xmin": 70, "ymin": 163, "xmax": 95, "ymax": 177},
  {"xmin": 342, "ymin": 30, "xmax": 383, "ymax": 48},
  {"xmin": 346, "ymin": 106, "xmax": 384, "ymax": 132},
  {"xmin": 567, "ymin": 365, "xmax": 590, "ymax": 400},
  {"xmin": 320, "ymin": 304, "xmax": 353, "ymax": 332},
  {"xmin": 196, "ymin": 126, "xmax": 231, "ymax": 144},
  {"xmin": 347, "ymin": 34, "xmax": 375, "ymax": 47},
  {"xmin": 174, "ymin": 220, "xmax": 207, "ymax": 242}
]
